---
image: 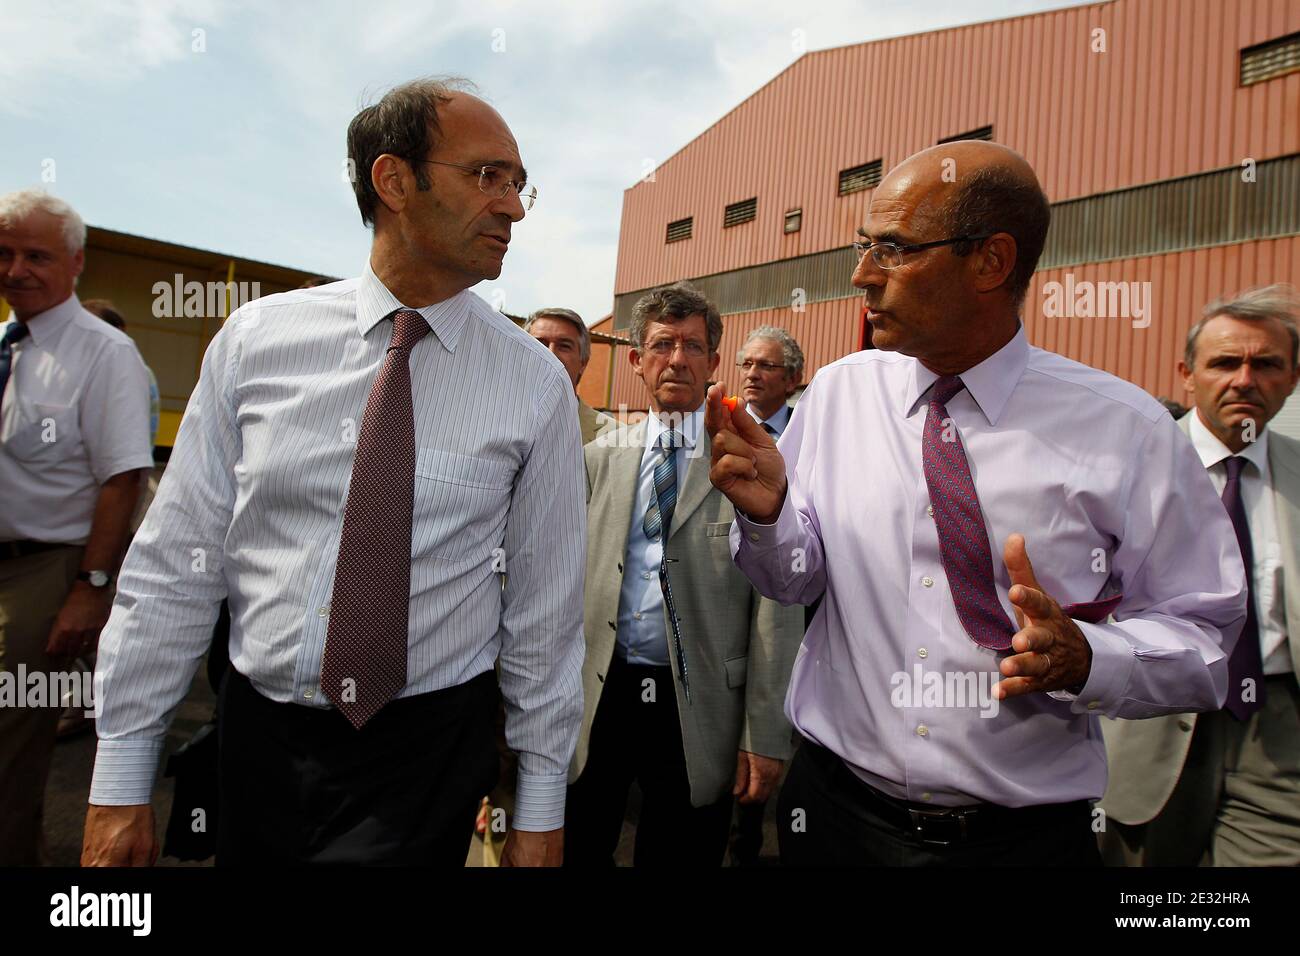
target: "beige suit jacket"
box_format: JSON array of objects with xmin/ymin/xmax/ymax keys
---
[
  {"xmin": 1100, "ymin": 413, "xmax": 1300, "ymax": 824},
  {"xmin": 569, "ymin": 419, "xmax": 803, "ymax": 806}
]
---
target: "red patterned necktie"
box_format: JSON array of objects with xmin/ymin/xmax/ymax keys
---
[
  {"xmin": 922, "ymin": 375, "xmax": 1016, "ymax": 650},
  {"xmin": 322, "ymin": 308, "xmax": 430, "ymax": 728}
]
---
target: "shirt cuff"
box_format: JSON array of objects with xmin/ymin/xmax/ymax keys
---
[
  {"xmin": 732, "ymin": 494, "xmax": 792, "ymax": 549},
  {"xmin": 91, "ymin": 453, "xmax": 156, "ymax": 486},
  {"xmin": 89, "ymin": 738, "xmax": 166, "ymax": 805},
  {"xmin": 512, "ymin": 770, "xmax": 568, "ymax": 831},
  {"xmin": 1048, "ymin": 622, "xmax": 1135, "ymax": 717}
]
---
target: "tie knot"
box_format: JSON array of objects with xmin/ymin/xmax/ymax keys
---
[
  {"xmin": 389, "ymin": 309, "xmax": 430, "ymax": 352},
  {"xmin": 931, "ymin": 375, "xmax": 965, "ymax": 407},
  {"xmin": 658, "ymin": 428, "xmax": 678, "ymax": 451},
  {"xmin": 1223, "ymin": 455, "xmax": 1249, "ymax": 481},
  {"xmin": 2, "ymin": 322, "xmax": 29, "ymax": 346}
]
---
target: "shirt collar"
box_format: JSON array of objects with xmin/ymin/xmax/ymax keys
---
[
  {"xmin": 355, "ymin": 260, "xmax": 471, "ymax": 352},
  {"xmin": 746, "ymin": 402, "xmax": 791, "ymax": 433},
  {"xmin": 646, "ymin": 403, "xmax": 705, "ymax": 450},
  {"xmin": 11, "ymin": 293, "xmax": 81, "ymax": 349},
  {"xmin": 1187, "ymin": 407, "xmax": 1271, "ymax": 474},
  {"xmin": 905, "ymin": 324, "xmax": 1029, "ymax": 425}
]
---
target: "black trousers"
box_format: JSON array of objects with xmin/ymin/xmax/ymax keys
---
[
  {"xmin": 217, "ymin": 668, "xmax": 499, "ymax": 866},
  {"xmin": 565, "ymin": 656, "xmax": 732, "ymax": 867},
  {"xmin": 777, "ymin": 738, "xmax": 1102, "ymax": 866}
]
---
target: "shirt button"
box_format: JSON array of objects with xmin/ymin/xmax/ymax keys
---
[
  {"xmin": 1086, "ymin": 701, "xmax": 1100, "ymax": 710},
  {"xmin": 921, "ymin": 792, "xmax": 933, "ymax": 802},
  {"xmin": 642, "ymin": 571, "xmax": 653, "ymax": 580},
  {"xmin": 749, "ymin": 532, "xmax": 760, "ymax": 542},
  {"xmin": 921, "ymin": 576, "xmax": 934, "ymax": 588},
  {"xmin": 633, "ymin": 612, "xmax": 643, "ymax": 620},
  {"xmin": 303, "ymin": 689, "xmax": 314, "ymax": 700},
  {"xmin": 317, "ymin": 605, "xmax": 330, "ymax": 617},
  {"xmin": 926, "ymin": 505, "xmax": 934, "ymax": 517},
  {"xmin": 917, "ymin": 648, "xmax": 928, "ymax": 659},
  {"xmin": 916, "ymin": 724, "xmax": 929, "ymax": 737}
]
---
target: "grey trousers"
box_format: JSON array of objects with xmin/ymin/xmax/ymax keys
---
[{"xmin": 1101, "ymin": 674, "xmax": 1300, "ymax": 866}]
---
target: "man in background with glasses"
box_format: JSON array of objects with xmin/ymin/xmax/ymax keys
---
[
  {"xmin": 706, "ymin": 141, "xmax": 1246, "ymax": 866},
  {"xmin": 567, "ymin": 282, "xmax": 801, "ymax": 866},
  {"xmin": 737, "ymin": 326, "xmax": 803, "ymax": 442},
  {"xmin": 83, "ymin": 76, "xmax": 583, "ymax": 867}
]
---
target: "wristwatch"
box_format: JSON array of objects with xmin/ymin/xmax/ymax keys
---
[{"xmin": 76, "ymin": 570, "xmax": 113, "ymax": 588}]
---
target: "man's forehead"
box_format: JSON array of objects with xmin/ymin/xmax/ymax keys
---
[
  {"xmin": 743, "ymin": 338, "xmax": 783, "ymax": 356},
  {"xmin": 441, "ymin": 94, "xmax": 524, "ymax": 171},
  {"xmin": 1201, "ymin": 315, "xmax": 1291, "ymax": 353},
  {"xmin": 647, "ymin": 314, "xmax": 707, "ymax": 338},
  {"xmin": 531, "ymin": 316, "xmax": 580, "ymax": 339}
]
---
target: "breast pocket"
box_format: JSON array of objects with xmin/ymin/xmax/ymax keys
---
[
  {"xmin": 3, "ymin": 403, "xmax": 81, "ymax": 463},
  {"xmin": 413, "ymin": 448, "xmax": 515, "ymax": 563}
]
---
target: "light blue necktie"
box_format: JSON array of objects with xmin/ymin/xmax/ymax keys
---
[{"xmin": 642, "ymin": 428, "xmax": 678, "ymax": 541}]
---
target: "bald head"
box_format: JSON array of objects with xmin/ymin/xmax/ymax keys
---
[
  {"xmin": 852, "ymin": 141, "xmax": 1050, "ymax": 374},
  {"xmin": 878, "ymin": 141, "xmax": 1049, "ymax": 304}
]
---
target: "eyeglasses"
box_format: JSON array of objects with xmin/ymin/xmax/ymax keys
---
[
  {"xmin": 737, "ymin": 360, "xmax": 787, "ymax": 374},
  {"xmin": 417, "ymin": 160, "xmax": 538, "ymax": 211},
  {"xmin": 852, "ymin": 235, "xmax": 991, "ymax": 270},
  {"xmin": 645, "ymin": 338, "xmax": 708, "ymax": 358}
]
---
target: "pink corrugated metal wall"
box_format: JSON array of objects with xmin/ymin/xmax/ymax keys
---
[
  {"xmin": 613, "ymin": 0, "xmax": 1300, "ymax": 294},
  {"xmin": 608, "ymin": 236, "xmax": 1300, "ymax": 410}
]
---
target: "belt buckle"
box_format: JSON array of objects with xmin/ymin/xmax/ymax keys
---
[{"xmin": 907, "ymin": 806, "xmax": 972, "ymax": 846}]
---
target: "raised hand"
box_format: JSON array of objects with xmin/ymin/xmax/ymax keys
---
[
  {"xmin": 995, "ymin": 533, "xmax": 1094, "ymax": 699},
  {"xmin": 704, "ymin": 383, "xmax": 788, "ymax": 523}
]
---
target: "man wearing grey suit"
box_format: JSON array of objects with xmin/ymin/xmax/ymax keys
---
[
  {"xmin": 1101, "ymin": 285, "xmax": 1300, "ymax": 866},
  {"xmin": 565, "ymin": 282, "xmax": 801, "ymax": 866}
]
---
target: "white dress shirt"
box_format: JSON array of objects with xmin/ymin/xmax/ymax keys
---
[
  {"xmin": 91, "ymin": 264, "xmax": 587, "ymax": 830},
  {"xmin": 615, "ymin": 405, "xmax": 705, "ymax": 665},
  {"xmin": 1187, "ymin": 410, "xmax": 1291, "ymax": 675},
  {"xmin": 746, "ymin": 401, "xmax": 792, "ymax": 439},
  {"xmin": 732, "ymin": 326, "xmax": 1246, "ymax": 808},
  {"xmin": 0, "ymin": 295, "xmax": 153, "ymax": 544}
]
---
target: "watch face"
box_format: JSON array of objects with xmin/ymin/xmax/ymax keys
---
[{"xmin": 88, "ymin": 571, "xmax": 110, "ymax": 587}]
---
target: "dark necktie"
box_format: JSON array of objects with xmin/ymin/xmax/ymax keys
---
[
  {"xmin": 0, "ymin": 322, "xmax": 30, "ymax": 409},
  {"xmin": 762, "ymin": 422, "xmax": 778, "ymax": 437},
  {"xmin": 322, "ymin": 308, "xmax": 430, "ymax": 729},
  {"xmin": 1220, "ymin": 455, "xmax": 1265, "ymax": 720},
  {"xmin": 922, "ymin": 375, "xmax": 1015, "ymax": 650}
]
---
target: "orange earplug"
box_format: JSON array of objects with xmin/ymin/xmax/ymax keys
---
[{"xmin": 722, "ymin": 395, "xmax": 739, "ymax": 412}]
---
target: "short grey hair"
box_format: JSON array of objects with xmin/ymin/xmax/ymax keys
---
[
  {"xmin": 738, "ymin": 325, "xmax": 805, "ymax": 381},
  {"xmin": 1186, "ymin": 283, "xmax": 1300, "ymax": 369},
  {"xmin": 629, "ymin": 281, "xmax": 723, "ymax": 353},
  {"xmin": 525, "ymin": 307, "xmax": 590, "ymax": 363},
  {"xmin": 0, "ymin": 188, "xmax": 87, "ymax": 253}
]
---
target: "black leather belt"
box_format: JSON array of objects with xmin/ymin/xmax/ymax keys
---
[
  {"xmin": 0, "ymin": 539, "xmax": 67, "ymax": 560},
  {"xmin": 801, "ymin": 738, "xmax": 1091, "ymax": 847}
]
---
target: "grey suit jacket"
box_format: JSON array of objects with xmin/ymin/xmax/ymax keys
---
[
  {"xmin": 570, "ymin": 419, "xmax": 803, "ymax": 806},
  {"xmin": 1100, "ymin": 413, "xmax": 1300, "ymax": 824}
]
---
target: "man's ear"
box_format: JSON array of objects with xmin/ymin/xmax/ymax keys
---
[
  {"xmin": 1176, "ymin": 359, "xmax": 1195, "ymax": 396},
  {"xmin": 973, "ymin": 233, "xmax": 1016, "ymax": 296},
  {"xmin": 371, "ymin": 154, "xmax": 412, "ymax": 218}
]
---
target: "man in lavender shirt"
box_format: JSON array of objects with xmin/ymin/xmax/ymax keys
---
[{"xmin": 704, "ymin": 141, "xmax": 1247, "ymax": 866}]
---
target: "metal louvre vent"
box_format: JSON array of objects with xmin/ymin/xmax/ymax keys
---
[
  {"xmin": 723, "ymin": 197, "xmax": 757, "ymax": 228},
  {"xmin": 1241, "ymin": 31, "xmax": 1300, "ymax": 86},
  {"xmin": 837, "ymin": 160, "xmax": 882, "ymax": 196},
  {"xmin": 937, "ymin": 124, "xmax": 994, "ymax": 144},
  {"xmin": 665, "ymin": 217, "xmax": 693, "ymax": 243}
]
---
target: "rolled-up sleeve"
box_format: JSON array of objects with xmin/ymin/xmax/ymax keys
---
[
  {"xmin": 496, "ymin": 372, "xmax": 586, "ymax": 830},
  {"xmin": 1064, "ymin": 416, "xmax": 1247, "ymax": 718},
  {"xmin": 90, "ymin": 317, "xmax": 242, "ymax": 805}
]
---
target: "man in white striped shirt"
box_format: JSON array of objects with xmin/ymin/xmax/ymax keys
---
[{"xmin": 82, "ymin": 77, "xmax": 585, "ymax": 866}]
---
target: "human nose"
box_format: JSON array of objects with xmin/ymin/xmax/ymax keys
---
[{"xmin": 852, "ymin": 250, "xmax": 884, "ymax": 291}]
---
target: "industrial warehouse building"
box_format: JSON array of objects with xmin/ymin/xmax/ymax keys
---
[{"xmin": 606, "ymin": 0, "xmax": 1300, "ymax": 432}]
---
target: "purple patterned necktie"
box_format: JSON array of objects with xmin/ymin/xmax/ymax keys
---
[
  {"xmin": 1220, "ymin": 455, "xmax": 1265, "ymax": 720},
  {"xmin": 322, "ymin": 308, "xmax": 430, "ymax": 729},
  {"xmin": 922, "ymin": 375, "xmax": 1016, "ymax": 650}
]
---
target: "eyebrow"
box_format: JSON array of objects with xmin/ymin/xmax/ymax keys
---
[
  {"xmin": 855, "ymin": 226, "xmax": 909, "ymax": 244},
  {"xmin": 470, "ymin": 158, "xmax": 528, "ymax": 182}
]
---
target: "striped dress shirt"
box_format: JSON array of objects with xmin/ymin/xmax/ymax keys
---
[{"xmin": 90, "ymin": 264, "xmax": 586, "ymax": 830}]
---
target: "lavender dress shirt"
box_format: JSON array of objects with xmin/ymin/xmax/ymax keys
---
[{"xmin": 731, "ymin": 326, "xmax": 1247, "ymax": 808}]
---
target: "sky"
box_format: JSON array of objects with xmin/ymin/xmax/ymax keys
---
[{"xmin": 3, "ymin": 0, "xmax": 1091, "ymax": 325}]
